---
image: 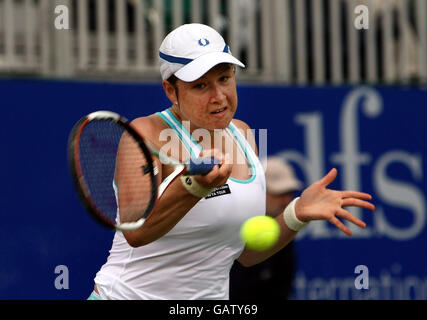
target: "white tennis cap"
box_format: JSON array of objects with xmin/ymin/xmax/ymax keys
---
[
  {"xmin": 262, "ymin": 157, "xmax": 303, "ymax": 194},
  {"xmin": 159, "ymin": 23, "xmax": 245, "ymax": 82}
]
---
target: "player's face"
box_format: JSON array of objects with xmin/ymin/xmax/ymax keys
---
[{"xmin": 172, "ymin": 64, "xmax": 238, "ymax": 131}]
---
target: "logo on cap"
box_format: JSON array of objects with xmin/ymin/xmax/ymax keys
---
[{"xmin": 198, "ymin": 38, "xmax": 210, "ymax": 47}]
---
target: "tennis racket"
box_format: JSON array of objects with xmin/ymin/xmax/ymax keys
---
[{"xmin": 68, "ymin": 110, "xmax": 216, "ymax": 231}]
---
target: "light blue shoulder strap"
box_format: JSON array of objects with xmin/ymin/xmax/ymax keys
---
[
  {"xmin": 155, "ymin": 112, "xmax": 257, "ymax": 183},
  {"xmin": 226, "ymin": 121, "xmax": 257, "ymax": 183},
  {"xmin": 155, "ymin": 109, "xmax": 203, "ymax": 158}
]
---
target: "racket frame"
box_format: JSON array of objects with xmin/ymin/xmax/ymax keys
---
[{"xmin": 68, "ymin": 111, "xmax": 158, "ymax": 231}]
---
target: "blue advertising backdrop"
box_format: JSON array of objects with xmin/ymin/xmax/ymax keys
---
[{"xmin": 1, "ymin": 78, "xmax": 426, "ymax": 299}]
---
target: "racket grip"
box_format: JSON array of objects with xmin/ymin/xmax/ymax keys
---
[{"xmin": 186, "ymin": 157, "xmax": 219, "ymax": 175}]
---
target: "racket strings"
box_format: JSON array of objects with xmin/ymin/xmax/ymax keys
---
[{"xmin": 78, "ymin": 120, "xmax": 153, "ymax": 226}]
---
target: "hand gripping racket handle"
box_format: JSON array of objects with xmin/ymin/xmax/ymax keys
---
[{"xmin": 185, "ymin": 157, "xmax": 220, "ymax": 175}]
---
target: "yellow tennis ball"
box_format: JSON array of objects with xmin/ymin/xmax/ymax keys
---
[{"xmin": 240, "ymin": 216, "xmax": 280, "ymax": 251}]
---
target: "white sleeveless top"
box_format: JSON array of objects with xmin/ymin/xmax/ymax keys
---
[{"xmin": 94, "ymin": 110, "xmax": 266, "ymax": 300}]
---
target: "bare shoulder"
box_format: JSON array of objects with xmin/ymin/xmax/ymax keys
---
[
  {"xmin": 231, "ymin": 119, "xmax": 258, "ymax": 155},
  {"xmin": 131, "ymin": 113, "xmax": 164, "ymax": 130},
  {"xmin": 130, "ymin": 113, "xmax": 168, "ymax": 144},
  {"xmin": 231, "ymin": 118, "xmax": 252, "ymax": 131},
  {"xmin": 231, "ymin": 118, "xmax": 254, "ymax": 140}
]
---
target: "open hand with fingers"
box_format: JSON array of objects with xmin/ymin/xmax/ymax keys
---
[{"xmin": 295, "ymin": 168, "xmax": 375, "ymax": 236}]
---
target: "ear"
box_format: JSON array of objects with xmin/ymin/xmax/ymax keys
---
[{"xmin": 162, "ymin": 80, "xmax": 178, "ymax": 105}]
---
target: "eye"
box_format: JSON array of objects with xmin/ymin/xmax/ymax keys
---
[
  {"xmin": 219, "ymin": 76, "xmax": 229, "ymax": 82},
  {"xmin": 193, "ymin": 82, "xmax": 206, "ymax": 89}
]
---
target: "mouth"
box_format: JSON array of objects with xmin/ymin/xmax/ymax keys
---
[{"xmin": 210, "ymin": 107, "xmax": 227, "ymax": 116}]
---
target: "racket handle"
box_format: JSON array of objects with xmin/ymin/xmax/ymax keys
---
[{"xmin": 186, "ymin": 157, "xmax": 219, "ymax": 175}]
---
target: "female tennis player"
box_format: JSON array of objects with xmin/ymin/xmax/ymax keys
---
[{"xmin": 88, "ymin": 23, "xmax": 375, "ymax": 300}]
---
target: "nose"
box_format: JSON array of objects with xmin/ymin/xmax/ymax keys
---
[{"xmin": 209, "ymin": 84, "xmax": 226, "ymax": 104}]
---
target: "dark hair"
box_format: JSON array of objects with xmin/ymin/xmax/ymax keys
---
[
  {"xmin": 166, "ymin": 74, "xmax": 179, "ymax": 98},
  {"xmin": 166, "ymin": 74, "xmax": 179, "ymax": 86}
]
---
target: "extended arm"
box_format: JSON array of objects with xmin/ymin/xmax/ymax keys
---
[{"xmin": 238, "ymin": 168, "xmax": 375, "ymax": 267}]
